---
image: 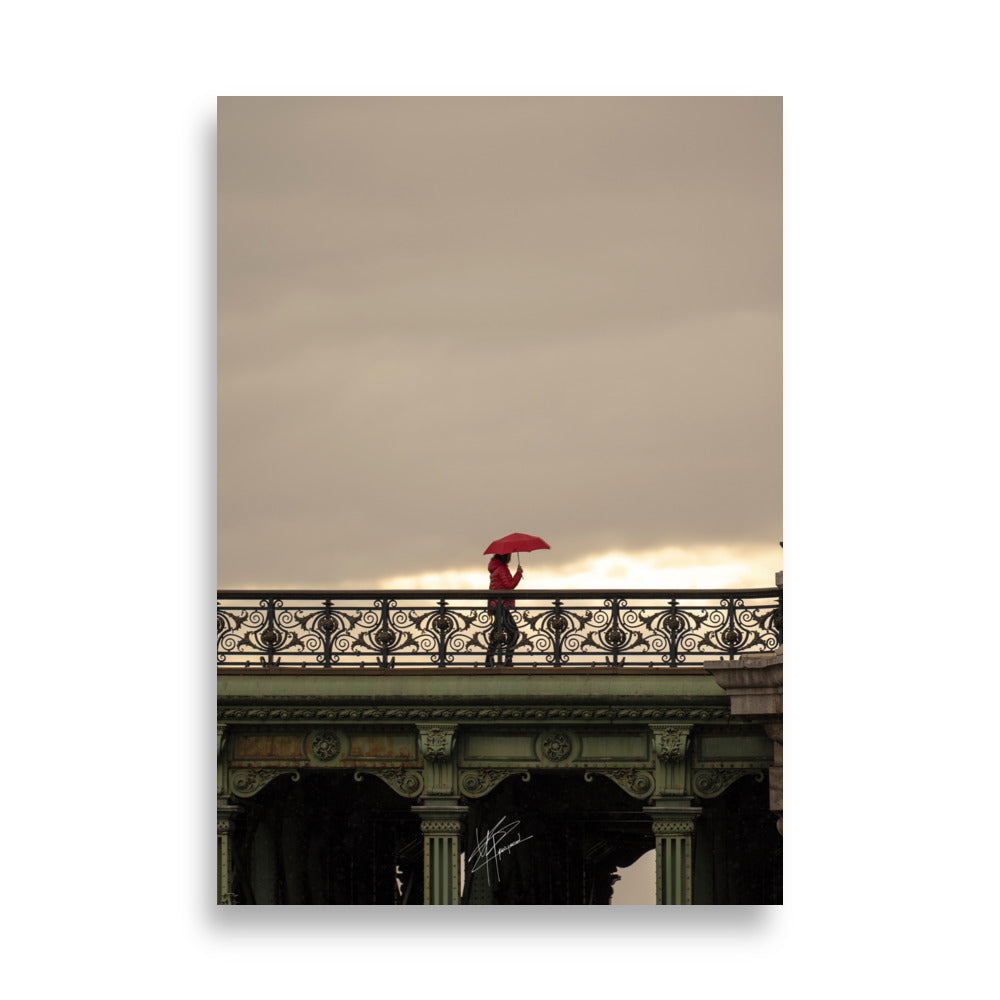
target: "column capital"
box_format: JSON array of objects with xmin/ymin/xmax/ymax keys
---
[
  {"xmin": 649, "ymin": 723, "xmax": 693, "ymax": 762},
  {"xmin": 416, "ymin": 724, "xmax": 458, "ymax": 761}
]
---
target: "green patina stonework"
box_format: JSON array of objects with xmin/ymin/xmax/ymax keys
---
[{"xmin": 217, "ymin": 669, "xmax": 779, "ymax": 905}]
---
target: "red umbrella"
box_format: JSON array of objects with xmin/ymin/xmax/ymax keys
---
[{"xmin": 483, "ymin": 533, "xmax": 551, "ymax": 555}]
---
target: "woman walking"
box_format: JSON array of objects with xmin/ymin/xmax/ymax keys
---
[{"xmin": 486, "ymin": 553, "xmax": 522, "ymax": 666}]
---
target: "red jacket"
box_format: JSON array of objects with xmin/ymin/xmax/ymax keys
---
[{"xmin": 488, "ymin": 557, "xmax": 523, "ymax": 608}]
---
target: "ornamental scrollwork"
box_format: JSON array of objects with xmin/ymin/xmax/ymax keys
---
[
  {"xmin": 569, "ymin": 599, "xmax": 649, "ymax": 667},
  {"xmin": 349, "ymin": 599, "xmax": 419, "ymax": 669},
  {"xmin": 217, "ymin": 589, "xmax": 781, "ymax": 668},
  {"xmin": 695, "ymin": 597, "xmax": 781, "ymax": 659},
  {"xmin": 229, "ymin": 767, "xmax": 301, "ymax": 799},
  {"xmin": 693, "ymin": 768, "xmax": 765, "ymax": 799},
  {"xmin": 354, "ymin": 767, "xmax": 423, "ymax": 799},
  {"xmin": 459, "ymin": 769, "xmax": 531, "ymax": 798},
  {"xmin": 585, "ymin": 769, "xmax": 655, "ymax": 800}
]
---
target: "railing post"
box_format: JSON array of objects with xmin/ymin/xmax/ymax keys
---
[
  {"xmin": 374, "ymin": 597, "xmax": 395, "ymax": 670},
  {"xmin": 320, "ymin": 598, "xmax": 334, "ymax": 668},
  {"xmin": 666, "ymin": 597, "xmax": 680, "ymax": 668},
  {"xmin": 434, "ymin": 598, "xmax": 450, "ymax": 668},
  {"xmin": 552, "ymin": 597, "xmax": 565, "ymax": 667},
  {"xmin": 608, "ymin": 597, "xmax": 625, "ymax": 667},
  {"xmin": 261, "ymin": 597, "xmax": 279, "ymax": 668}
]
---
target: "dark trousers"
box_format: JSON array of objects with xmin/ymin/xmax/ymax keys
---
[{"xmin": 486, "ymin": 604, "xmax": 519, "ymax": 666}]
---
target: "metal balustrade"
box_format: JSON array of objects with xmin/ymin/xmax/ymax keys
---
[{"xmin": 217, "ymin": 588, "xmax": 782, "ymax": 669}]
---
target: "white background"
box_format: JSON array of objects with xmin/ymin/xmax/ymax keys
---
[{"xmin": 3, "ymin": 2, "xmax": 997, "ymax": 997}]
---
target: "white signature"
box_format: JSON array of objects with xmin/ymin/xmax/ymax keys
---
[{"xmin": 467, "ymin": 816, "xmax": 533, "ymax": 885}]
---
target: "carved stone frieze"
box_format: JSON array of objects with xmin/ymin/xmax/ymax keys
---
[
  {"xmin": 692, "ymin": 767, "xmax": 765, "ymax": 800},
  {"xmin": 354, "ymin": 767, "xmax": 424, "ymax": 798},
  {"xmin": 458, "ymin": 768, "xmax": 531, "ymax": 798},
  {"xmin": 218, "ymin": 705, "xmax": 731, "ymax": 724},
  {"xmin": 584, "ymin": 768, "xmax": 656, "ymax": 800},
  {"xmin": 229, "ymin": 767, "xmax": 301, "ymax": 798}
]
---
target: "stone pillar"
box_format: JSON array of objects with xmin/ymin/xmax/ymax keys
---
[
  {"xmin": 704, "ymin": 650, "xmax": 783, "ymax": 835},
  {"xmin": 217, "ymin": 798, "xmax": 242, "ymax": 905},
  {"xmin": 413, "ymin": 724, "xmax": 465, "ymax": 904},
  {"xmin": 644, "ymin": 804, "xmax": 702, "ymax": 905},
  {"xmin": 412, "ymin": 801, "xmax": 468, "ymax": 905}
]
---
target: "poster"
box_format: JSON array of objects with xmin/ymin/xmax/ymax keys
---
[{"xmin": 217, "ymin": 97, "xmax": 782, "ymax": 905}]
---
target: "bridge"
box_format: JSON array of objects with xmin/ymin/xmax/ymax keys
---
[{"xmin": 217, "ymin": 586, "xmax": 783, "ymax": 904}]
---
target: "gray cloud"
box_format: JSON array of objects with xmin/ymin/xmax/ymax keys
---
[{"xmin": 219, "ymin": 97, "xmax": 781, "ymax": 587}]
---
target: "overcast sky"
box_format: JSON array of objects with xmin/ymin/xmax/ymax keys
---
[{"xmin": 219, "ymin": 97, "xmax": 782, "ymax": 589}]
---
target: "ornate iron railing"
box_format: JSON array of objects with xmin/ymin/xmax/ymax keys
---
[{"xmin": 217, "ymin": 588, "xmax": 782, "ymax": 670}]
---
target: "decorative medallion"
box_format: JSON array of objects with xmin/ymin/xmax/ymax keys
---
[
  {"xmin": 539, "ymin": 731, "xmax": 573, "ymax": 762},
  {"xmin": 308, "ymin": 730, "xmax": 341, "ymax": 762}
]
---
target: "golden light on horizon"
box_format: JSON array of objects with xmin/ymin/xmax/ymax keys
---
[{"xmin": 369, "ymin": 543, "xmax": 781, "ymax": 592}]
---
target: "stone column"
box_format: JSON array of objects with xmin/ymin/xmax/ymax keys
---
[
  {"xmin": 644, "ymin": 804, "xmax": 702, "ymax": 905},
  {"xmin": 217, "ymin": 798, "xmax": 242, "ymax": 905},
  {"xmin": 643, "ymin": 724, "xmax": 701, "ymax": 903},
  {"xmin": 413, "ymin": 724, "xmax": 465, "ymax": 904},
  {"xmin": 412, "ymin": 801, "xmax": 468, "ymax": 905}
]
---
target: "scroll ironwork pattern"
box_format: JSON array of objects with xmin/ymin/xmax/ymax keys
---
[{"xmin": 217, "ymin": 588, "xmax": 781, "ymax": 669}]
